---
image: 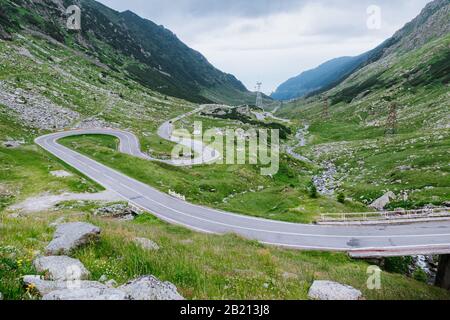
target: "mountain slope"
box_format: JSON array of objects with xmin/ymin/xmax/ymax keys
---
[
  {"xmin": 271, "ymin": 56, "xmax": 364, "ymax": 100},
  {"xmin": 272, "ymin": 0, "xmax": 450, "ymax": 101},
  {"xmin": 0, "ymin": 0, "xmax": 256, "ymax": 104},
  {"xmin": 275, "ymin": 1, "xmax": 449, "ymax": 211}
]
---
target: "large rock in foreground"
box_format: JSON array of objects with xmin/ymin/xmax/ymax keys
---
[
  {"xmin": 33, "ymin": 256, "xmax": 90, "ymax": 281},
  {"xmin": 119, "ymin": 276, "xmax": 184, "ymax": 300},
  {"xmin": 308, "ymin": 281, "xmax": 363, "ymax": 300},
  {"xmin": 46, "ymin": 222, "xmax": 101, "ymax": 255},
  {"xmin": 43, "ymin": 288, "xmax": 128, "ymax": 300},
  {"xmin": 23, "ymin": 275, "xmax": 107, "ymax": 296}
]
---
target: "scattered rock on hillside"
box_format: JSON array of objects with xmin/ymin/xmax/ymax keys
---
[
  {"xmin": 105, "ymin": 280, "xmax": 118, "ymax": 288},
  {"xmin": 308, "ymin": 281, "xmax": 363, "ymax": 300},
  {"xmin": 50, "ymin": 170, "xmax": 73, "ymax": 178},
  {"xmin": 119, "ymin": 276, "xmax": 184, "ymax": 300},
  {"xmin": 49, "ymin": 217, "xmax": 66, "ymax": 228},
  {"xmin": 74, "ymin": 117, "xmax": 115, "ymax": 130},
  {"xmin": 42, "ymin": 288, "xmax": 128, "ymax": 301},
  {"xmin": 33, "ymin": 256, "xmax": 90, "ymax": 281},
  {"xmin": 95, "ymin": 203, "xmax": 141, "ymax": 219},
  {"xmin": 0, "ymin": 26, "xmax": 12, "ymax": 41},
  {"xmin": 313, "ymin": 162, "xmax": 338, "ymax": 195},
  {"xmin": 282, "ymin": 272, "xmax": 297, "ymax": 280},
  {"xmin": 133, "ymin": 237, "xmax": 160, "ymax": 251},
  {"xmin": 370, "ymin": 191, "xmax": 396, "ymax": 210},
  {"xmin": 0, "ymin": 82, "xmax": 80, "ymax": 130},
  {"xmin": 2, "ymin": 139, "xmax": 24, "ymax": 148},
  {"xmin": 23, "ymin": 275, "xmax": 108, "ymax": 296},
  {"xmin": 0, "ymin": 184, "xmax": 11, "ymax": 196},
  {"xmin": 9, "ymin": 191, "xmax": 121, "ymax": 213},
  {"xmin": 46, "ymin": 222, "xmax": 100, "ymax": 255}
]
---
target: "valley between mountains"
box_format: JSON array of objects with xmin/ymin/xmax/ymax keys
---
[{"xmin": 0, "ymin": 0, "xmax": 449, "ymax": 300}]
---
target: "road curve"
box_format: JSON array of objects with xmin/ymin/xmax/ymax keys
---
[{"xmin": 35, "ymin": 128, "xmax": 450, "ymax": 254}]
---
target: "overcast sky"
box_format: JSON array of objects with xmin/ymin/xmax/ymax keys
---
[{"xmin": 97, "ymin": 0, "xmax": 431, "ymax": 94}]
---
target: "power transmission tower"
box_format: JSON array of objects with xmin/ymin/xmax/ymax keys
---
[
  {"xmin": 386, "ymin": 102, "xmax": 398, "ymax": 135},
  {"xmin": 322, "ymin": 96, "xmax": 329, "ymax": 119},
  {"xmin": 255, "ymin": 82, "xmax": 263, "ymax": 108}
]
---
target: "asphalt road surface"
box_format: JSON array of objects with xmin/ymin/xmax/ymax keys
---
[{"xmin": 35, "ymin": 127, "xmax": 450, "ymax": 254}]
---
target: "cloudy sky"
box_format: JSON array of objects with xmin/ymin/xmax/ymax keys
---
[{"xmin": 97, "ymin": 0, "xmax": 431, "ymax": 94}]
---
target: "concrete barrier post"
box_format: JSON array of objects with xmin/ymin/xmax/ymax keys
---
[{"xmin": 436, "ymin": 255, "xmax": 450, "ymax": 290}]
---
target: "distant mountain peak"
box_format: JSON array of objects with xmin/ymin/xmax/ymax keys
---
[{"xmin": 272, "ymin": 0, "xmax": 450, "ymax": 101}]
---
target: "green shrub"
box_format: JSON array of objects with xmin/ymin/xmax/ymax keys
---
[
  {"xmin": 308, "ymin": 182, "xmax": 318, "ymax": 199},
  {"xmin": 412, "ymin": 269, "xmax": 428, "ymax": 283},
  {"xmin": 384, "ymin": 256, "xmax": 413, "ymax": 274}
]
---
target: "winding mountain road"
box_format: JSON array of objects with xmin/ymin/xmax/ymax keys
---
[{"xmin": 34, "ymin": 112, "xmax": 450, "ymax": 254}]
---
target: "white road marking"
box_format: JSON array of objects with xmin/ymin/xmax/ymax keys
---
[{"xmin": 35, "ymin": 125, "xmax": 450, "ymax": 252}]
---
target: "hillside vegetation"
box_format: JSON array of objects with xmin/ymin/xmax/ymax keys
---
[
  {"xmin": 0, "ymin": 0, "xmax": 258, "ymax": 104},
  {"xmin": 0, "ymin": 0, "xmax": 449, "ymax": 301},
  {"xmin": 277, "ymin": 31, "xmax": 450, "ymax": 209}
]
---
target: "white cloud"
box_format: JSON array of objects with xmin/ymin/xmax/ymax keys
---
[{"xmin": 97, "ymin": 0, "xmax": 431, "ymax": 94}]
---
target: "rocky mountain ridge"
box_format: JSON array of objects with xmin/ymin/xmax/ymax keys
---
[{"xmin": 0, "ymin": 0, "xmax": 256, "ymax": 104}]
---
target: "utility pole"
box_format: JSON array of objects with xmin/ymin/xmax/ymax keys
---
[
  {"xmin": 255, "ymin": 82, "xmax": 263, "ymax": 108},
  {"xmin": 386, "ymin": 102, "xmax": 398, "ymax": 135}
]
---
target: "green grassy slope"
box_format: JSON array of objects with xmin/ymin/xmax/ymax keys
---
[
  {"xmin": 0, "ymin": 32, "xmax": 370, "ymax": 222},
  {"xmin": 0, "ymin": 0, "xmax": 258, "ymax": 105},
  {"xmin": 3, "ymin": 207, "xmax": 450, "ymax": 300},
  {"xmin": 59, "ymin": 134, "xmax": 368, "ymax": 223},
  {"xmin": 276, "ymin": 34, "xmax": 450, "ymax": 208},
  {"xmin": 0, "ymin": 105, "xmax": 102, "ymax": 211},
  {"xmin": 3, "ymin": 100, "xmax": 447, "ymax": 301}
]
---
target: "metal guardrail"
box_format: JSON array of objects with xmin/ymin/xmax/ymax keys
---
[{"xmin": 319, "ymin": 207, "xmax": 450, "ymax": 222}]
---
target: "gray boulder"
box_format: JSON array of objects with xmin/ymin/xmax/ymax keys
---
[
  {"xmin": 119, "ymin": 276, "xmax": 184, "ymax": 300},
  {"xmin": 105, "ymin": 279, "xmax": 118, "ymax": 288},
  {"xmin": 2, "ymin": 140, "xmax": 24, "ymax": 148},
  {"xmin": 134, "ymin": 237, "xmax": 160, "ymax": 251},
  {"xmin": 33, "ymin": 256, "xmax": 90, "ymax": 281},
  {"xmin": 95, "ymin": 204, "xmax": 140, "ymax": 219},
  {"xmin": 23, "ymin": 275, "xmax": 107, "ymax": 296},
  {"xmin": 0, "ymin": 292, "xmax": 3, "ymax": 300},
  {"xmin": 308, "ymin": 281, "xmax": 363, "ymax": 300},
  {"xmin": 46, "ymin": 222, "xmax": 100, "ymax": 255},
  {"xmin": 370, "ymin": 191, "xmax": 396, "ymax": 211},
  {"xmin": 42, "ymin": 288, "xmax": 128, "ymax": 300}
]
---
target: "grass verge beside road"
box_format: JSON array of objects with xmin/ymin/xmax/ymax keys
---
[
  {"xmin": 59, "ymin": 134, "xmax": 368, "ymax": 223},
  {"xmin": 2, "ymin": 207, "xmax": 450, "ymax": 300}
]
